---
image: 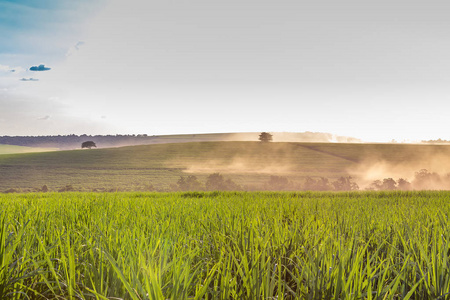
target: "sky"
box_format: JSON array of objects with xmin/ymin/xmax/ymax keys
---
[{"xmin": 1, "ymin": 0, "xmax": 450, "ymax": 142}]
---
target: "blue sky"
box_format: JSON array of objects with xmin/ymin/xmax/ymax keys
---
[
  {"xmin": 1, "ymin": 0, "xmax": 450, "ymax": 141},
  {"xmin": 0, "ymin": 0, "xmax": 98, "ymax": 65}
]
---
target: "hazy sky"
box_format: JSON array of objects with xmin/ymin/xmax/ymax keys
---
[{"xmin": 1, "ymin": 0, "xmax": 450, "ymax": 141}]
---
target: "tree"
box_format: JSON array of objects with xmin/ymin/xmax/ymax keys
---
[
  {"xmin": 205, "ymin": 173, "xmax": 226, "ymax": 190},
  {"xmin": 315, "ymin": 177, "xmax": 332, "ymax": 191},
  {"xmin": 303, "ymin": 177, "xmax": 317, "ymax": 191},
  {"xmin": 397, "ymin": 178, "xmax": 412, "ymax": 190},
  {"xmin": 259, "ymin": 132, "xmax": 273, "ymax": 142},
  {"xmin": 381, "ymin": 178, "xmax": 397, "ymax": 190},
  {"xmin": 412, "ymin": 169, "xmax": 441, "ymax": 190},
  {"xmin": 265, "ymin": 175, "xmax": 290, "ymax": 190},
  {"xmin": 41, "ymin": 185, "xmax": 48, "ymax": 192},
  {"xmin": 81, "ymin": 141, "xmax": 96, "ymax": 149},
  {"xmin": 177, "ymin": 175, "xmax": 203, "ymax": 191},
  {"xmin": 303, "ymin": 177, "xmax": 332, "ymax": 191},
  {"xmin": 205, "ymin": 173, "xmax": 241, "ymax": 191},
  {"xmin": 332, "ymin": 176, "xmax": 359, "ymax": 191},
  {"xmin": 368, "ymin": 180, "xmax": 382, "ymax": 191}
]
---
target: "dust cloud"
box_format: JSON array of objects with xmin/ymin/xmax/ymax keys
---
[
  {"xmin": 183, "ymin": 156, "xmax": 294, "ymax": 175},
  {"xmin": 348, "ymin": 145, "xmax": 450, "ymax": 190},
  {"xmin": 225, "ymin": 132, "xmax": 362, "ymax": 143},
  {"xmin": 179, "ymin": 141, "xmax": 302, "ymax": 175},
  {"xmin": 180, "ymin": 141, "xmax": 450, "ymax": 190}
]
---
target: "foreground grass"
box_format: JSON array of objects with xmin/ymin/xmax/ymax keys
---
[{"xmin": 1, "ymin": 191, "xmax": 450, "ymax": 299}]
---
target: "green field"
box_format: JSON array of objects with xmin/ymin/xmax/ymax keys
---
[
  {"xmin": 1, "ymin": 141, "xmax": 450, "ymax": 192},
  {"xmin": 0, "ymin": 144, "xmax": 56, "ymax": 155},
  {"xmin": 1, "ymin": 191, "xmax": 450, "ymax": 299}
]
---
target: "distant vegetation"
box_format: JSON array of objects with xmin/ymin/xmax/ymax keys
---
[
  {"xmin": 367, "ymin": 169, "xmax": 450, "ymax": 191},
  {"xmin": 0, "ymin": 134, "xmax": 154, "ymax": 149},
  {"xmin": 171, "ymin": 173, "xmax": 359, "ymax": 192},
  {"xmin": 422, "ymin": 138, "xmax": 450, "ymax": 144},
  {"xmin": 0, "ymin": 132, "xmax": 362, "ymax": 150},
  {"xmin": 258, "ymin": 132, "xmax": 273, "ymax": 142},
  {"xmin": 1, "ymin": 170, "xmax": 445, "ymax": 194},
  {"xmin": 81, "ymin": 141, "xmax": 96, "ymax": 149}
]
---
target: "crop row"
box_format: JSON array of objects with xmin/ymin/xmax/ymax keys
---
[{"xmin": 1, "ymin": 191, "xmax": 450, "ymax": 299}]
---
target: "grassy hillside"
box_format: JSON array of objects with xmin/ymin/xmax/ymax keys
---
[
  {"xmin": 0, "ymin": 144, "xmax": 56, "ymax": 155},
  {"xmin": 1, "ymin": 141, "xmax": 450, "ymax": 192}
]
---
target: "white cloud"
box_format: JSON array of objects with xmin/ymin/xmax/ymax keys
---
[
  {"xmin": 0, "ymin": 65, "xmax": 10, "ymax": 72},
  {"xmin": 0, "ymin": 64, "xmax": 25, "ymax": 74}
]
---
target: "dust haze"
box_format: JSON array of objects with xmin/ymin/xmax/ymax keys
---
[
  {"xmin": 348, "ymin": 144, "xmax": 450, "ymax": 190},
  {"xmin": 183, "ymin": 156, "xmax": 294, "ymax": 175},
  {"xmin": 225, "ymin": 132, "xmax": 362, "ymax": 143},
  {"xmin": 180, "ymin": 141, "xmax": 450, "ymax": 191},
  {"xmin": 179, "ymin": 142, "xmax": 301, "ymax": 175}
]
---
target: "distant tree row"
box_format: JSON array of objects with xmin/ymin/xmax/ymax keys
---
[
  {"xmin": 1, "ymin": 132, "xmax": 274, "ymax": 149},
  {"xmin": 422, "ymin": 139, "xmax": 450, "ymax": 144},
  {"xmin": 172, "ymin": 170, "xmax": 450, "ymax": 192},
  {"xmin": 4, "ymin": 169, "xmax": 450, "ymax": 193},
  {"xmin": 172, "ymin": 173, "xmax": 243, "ymax": 191},
  {"xmin": 171, "ymin": 174, "xmax": 359, "ymax": 192},
  {"xmin": 367, "ymin": 169, "xmax": 450, "ymax": 191},
  {"xmin": 0, "ymin": 134, "xmax": 153, "ymax": 149},
  {"xmin": 261, "ymin": 175, "xmax": 359, "ymax": 191}
]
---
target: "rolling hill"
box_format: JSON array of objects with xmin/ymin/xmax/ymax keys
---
[
  {"xmin": 0, "ymin": 144, "xmax": 57, "ymax": 155},
  {"xmin": 1, "ymin": 141, "xmax": 450, "ymax": 192}
]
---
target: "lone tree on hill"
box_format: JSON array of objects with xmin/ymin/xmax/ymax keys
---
[
  {"xmin": 81, "ymin": 141, "xmax": 96, "ymax": 149},
  {"xmin": 259, "ymin": 132, "xmax": 273, "ymax": 142}
]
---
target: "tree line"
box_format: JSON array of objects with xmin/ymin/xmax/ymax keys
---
[
  {"xmin": 366, "ymin": 169, "xmax": 450, "ymax": 191},
  {"xmin": 0, "ymin": 134, "xmax": 153, "ymax": 149},
  {"xmin": 169, "ymin": 173, "xmax": 359, "ymax": 192},
  {"xmin": 149, "ymin": 170, "xmax": 450, "ymax": 192},
  {"xmin": 2, "ymin": 170, "xmax": 448, "ymax": 193}
]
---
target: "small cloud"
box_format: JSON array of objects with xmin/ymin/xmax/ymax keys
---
[
  {"xmin": 29, "ymin": 64, "xmax": 51, "ymax": 71},
  {"xmin": 2, "ymin": 66, "xmax": 25, "ymax": 74},
  {"xmin": 0, "ymin": 65, "xmax": 11, "ymax": 72},
  {"xmin": 0, "ymin": 64, "xmax": 23, "ymax": 73},
  {"xmin": 66, "ymin": 41, "xmax": 85, "ymax": 56},
  {"xmin": 38, "ymin": 115, "xmax": 50, "ymax": 120},
  {"xmin": 75, "ymin": 41, "xmax": 85, "ymax": 50},
  {"xmin": 20, "ymin": 78, "xmax": 39, "ymax": 81},
  {"xmin": 101, "ymin": 115, "xmax": 107, "ymax": 119}
]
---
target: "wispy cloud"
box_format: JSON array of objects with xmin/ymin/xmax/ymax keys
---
[
  {"xmin": 0, "ymin": 65, "xmax": 11, "ymax": 72},
  {"xmin": 0, "ymin": 91, "xmax": 111, "ymax": 135},
  {"xmin": 66, "ymin": 41, "xmax": 85, "ymax": 56},
  {"xmin": 0, "ymin": 64, "xmax": 24, "ymax": 74},
  {"xmin": 74, "ymin": 41, "xmax": 85, "ymax": 50}
]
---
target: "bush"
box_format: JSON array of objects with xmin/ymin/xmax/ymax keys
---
[
  {"xmin": 205, "ymin": 173, "xmax": 241, "ymax": 191},
  {"xmin": 58, "ymin": 185, "xmax": 75, "ymax": 192}
]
